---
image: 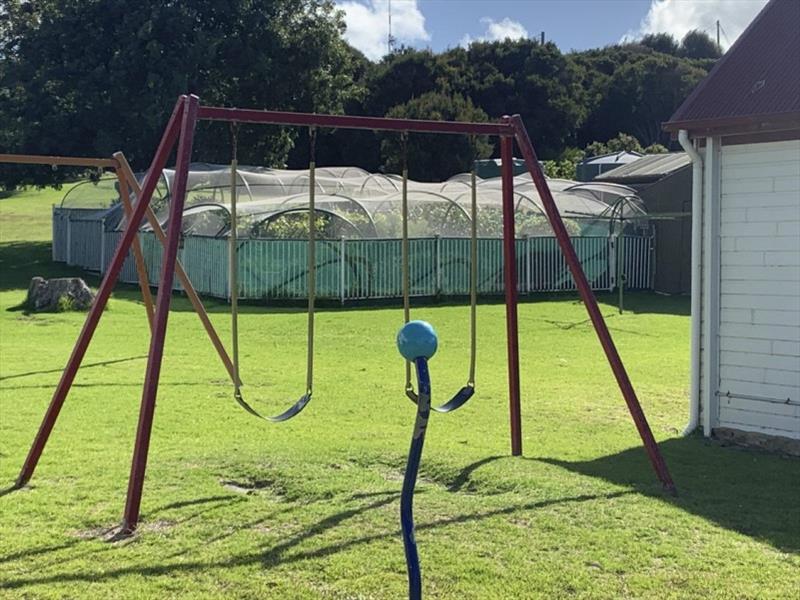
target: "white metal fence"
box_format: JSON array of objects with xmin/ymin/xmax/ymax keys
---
[{"xmin": 52, "ymin": 207, "xmax": 653, "ymax": 301}]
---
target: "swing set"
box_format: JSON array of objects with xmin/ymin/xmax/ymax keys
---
[{"xmin": 7, "ymin": 94, "xmax": 675, "ymax": 535}]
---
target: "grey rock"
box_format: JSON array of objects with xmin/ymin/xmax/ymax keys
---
[{"xmin": 26, "ymin": 277, "xmax": 95, "ymax": 312}]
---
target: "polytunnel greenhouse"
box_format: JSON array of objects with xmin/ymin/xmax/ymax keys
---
[{"xmin": 53, "ymin": 164, "xmax": 655, "ymax": 302}]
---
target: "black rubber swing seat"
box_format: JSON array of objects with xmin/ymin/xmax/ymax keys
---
[
  {"xmin": 406, "ymin": 383, "xmax": 474, "ymax": 413},
  {"xmin": 234, "ymin": 390, "xmax": 312, "ymax": 423}
]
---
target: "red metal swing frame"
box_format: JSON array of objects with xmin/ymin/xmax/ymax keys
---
[{"xmin": 11, "ymin": 94, "xmax": 675, "ymax": 534}]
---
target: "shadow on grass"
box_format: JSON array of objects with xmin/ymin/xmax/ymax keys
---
[
  {"xmin": 0, "ymin": 355, "xmax": 147, "ymax": 381},
  {"xmin": 0, "ymin": 540, "xmax": 80, "ymax": 565},
  {"xmin": 0, "ymin": 242, "xmax": 92, "ymax": 292},
  {"xmin": 446, "ymin": 455, "xmax": 505, "ymax": 492},
  {"xmin": 537, "ymin": 435, "xmax": 800, "ymax": 553},
  {"xmin": 0, "ymin": 489, "xmax": 628, "ymax": 590}
]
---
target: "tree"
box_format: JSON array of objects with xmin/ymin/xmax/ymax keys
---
[
  {"xmin": 640, "ymin": 33, "xmax": 679, "ymax": 56},
  {"xmin": 680, "ymin": 29, "xmax": 721, "ymax": 59},
  {"xmin": 380, "ymin": 92, "xmax": 493, "ymax": 181},
  {"xmin": 0, "ymin": 0, "xmax": 362, "ymax": 188},
  {"xmin": 457, "ymin": 40, "xmax": 587, "ymax": 158},
  {"xmin": 584, "ymin": 133, "xmax": 643, "ymax": 157},
  {"xmin": 643, "ymin": 143, "xmax": 668, "ymax": 154},
  {"xmin": 590, "ymin": 54, "xmax": 707, "ymax": 146}
]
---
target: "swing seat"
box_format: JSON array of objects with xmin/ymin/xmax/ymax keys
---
[
  {"xmin": 235, "ymin": 390, "xmax": 312, "ymax": 423},
  {"xmin": 406, "ymin": 383, "xmax": 473, "ymax": 413}
]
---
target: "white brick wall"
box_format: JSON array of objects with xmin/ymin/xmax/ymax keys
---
[{"xmin": 710, "ymin": 139, "xmax": 800, "ymax": 440}]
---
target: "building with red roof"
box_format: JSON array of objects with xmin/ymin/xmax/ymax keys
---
[{"xmin": 663, "ymin": 0, "xmax": 799, "ymax": 449}]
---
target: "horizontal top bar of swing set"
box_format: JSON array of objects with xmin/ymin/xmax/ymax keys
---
[
  {"xmin": 0, "ymin": 153, "xmax": 118, "ymax": 169},
  {"xmin": 197, "ymin": 106, "xmax": 515, "ymax": 136}
]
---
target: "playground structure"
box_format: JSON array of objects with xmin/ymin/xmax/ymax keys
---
[{"xmin": 6, "ymin": 95, "xmax": 675, "ymax": 536}]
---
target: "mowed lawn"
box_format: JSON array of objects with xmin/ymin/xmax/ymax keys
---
[{"xmin": 1, "ymin": 187, "xmax": 798, "ymax": 599}]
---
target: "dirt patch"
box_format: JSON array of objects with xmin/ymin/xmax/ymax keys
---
[{"xmin": 221, "ymin": 478, "xmax": 279, "ymax": 495}]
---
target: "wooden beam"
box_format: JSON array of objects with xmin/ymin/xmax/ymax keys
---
[{"xmin": 0, "ymin": 154, "xmax": 118, "ymax": 169}]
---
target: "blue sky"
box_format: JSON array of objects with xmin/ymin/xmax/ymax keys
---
[{"xmin": 337, "ymin": 0, "xmax": 769, "ymax": 61}]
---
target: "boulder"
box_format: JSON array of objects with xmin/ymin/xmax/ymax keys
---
[{"xmin": 26, "ymin": 277, "xmax": 95, "ymax": 312}]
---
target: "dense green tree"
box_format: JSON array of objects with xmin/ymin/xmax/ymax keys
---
[
  {"xmin": 0, "ymin": 0, "xmax": 362, "ymax": 188},
  {"xmin": 643, "ymin": 142, "xmax": 669, "ymax": 154},
  {"xmin": 380, "ymin": 92, "xmax": 493, "ymax": 181},
  {"xmin": 587, "ymin": 54, "xmax": 707, "ymax": 146},
  {"xmin": 458, "ymin": 40, "xmax": 587, "ymax": 158},
  {"xmin": 585, "ymin": 132, "xmax": 644, "ymax": 157},
  {"xmin": 1, "ymin": 6, "xmax": 719, "ymax": 188},
  {"xmin": 639, "ymin": 33, "xmax": 680, "ymax": 55},
  {"xmin": 680, "ymin": 29, "xmax": 721, "ymax": 59}
]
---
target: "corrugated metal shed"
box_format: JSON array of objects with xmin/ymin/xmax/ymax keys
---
[
  {"xmin": 575, "ymin": 151, "xmax": 642, "ymax": 181},
  {"xmin": 596, "ymin": 153, "xmax": 691, "ymax": 184},
  {"xmin": 664, "ymin": 0, "xmax": 800, "ymax": 133}
]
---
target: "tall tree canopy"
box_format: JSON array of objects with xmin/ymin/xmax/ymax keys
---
[
  {"xmin": 380, "ymin": 92, "xmax": 493, "ymax": 181},
  {"xmin": 0, "ymin": 0, "xmax": 362, "ymax": 187},
  {"xmin": 1, "ymin": 3, "xmax": 720, "ymax": 187}
]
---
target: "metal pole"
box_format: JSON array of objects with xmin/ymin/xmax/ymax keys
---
[
  {"xmin": 401, "ymin": 357, "xmax": 431, "ymax": 600},
  {"xmin": 122, "ymin": 95, "xmax": 200, "ymax": 533},
  {"xmin": 14, "ymin": 97, "xmax": 186, "ymax": 489},
  {"xmin": 510, "ymin": 114, "xmax": 676, "ymax": 493},
  {"xmin": 435, "ymin": 234, "xmax": 441, "ymax": 296},
  {"xmin": 618, "ymin": 224, "xmax": 625, "ymax": 315},
  {"xmin": 66, "ymin": 214, "xmax": 72, "ymax": 265},
  {"xmin": 500, "ymin": 126, "xmax": 522, "ymax": 457},
  {"xmin": 340, "ymin": 236, "xmax": 346, "ymax": 305},
  {"xmin": 100, "ymin": 218, "xmax": 106, "ymax": 274},
  {"xmin": 197, "ymin": 106, "xmax": 512, "ymax": 136}
]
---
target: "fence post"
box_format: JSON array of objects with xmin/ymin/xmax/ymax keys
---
[
  {"xmin": 340, "ymin": 236, "xmax": 346, "ymax": 305},
  {"xmin": 100, "ymin": 217, "xmax": 106, "ymax": 274},
  {"xmin": 434, "ymin": 235, "xmax": 441, "ymax": 296},
  {"xmin": 608, "ymin": 235, "xmax": 616, "ymax": 292},
  {"xmin": 526, "ymin": 235, "xmax": 532, "ymax": 294},
  {"xmin": 66, "ymin": 214, "xmax": 72, "ymax": 265},
  {"xmin": 52, "ymin": 206, "xmax": 57, "ymax": 261}
]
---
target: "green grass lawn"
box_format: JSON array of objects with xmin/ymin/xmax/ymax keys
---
[{"xmin": 1, "ymin": 187, "xmax": 798, "ymax": 599}]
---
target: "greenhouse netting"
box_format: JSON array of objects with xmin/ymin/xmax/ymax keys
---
[
  {"xmin": 60, "ymin": 164, "xmax": 650, "ymax": 239},
  {"xmin": 53, "ymin": 164, "xmax": 654, "ymax": 302}
]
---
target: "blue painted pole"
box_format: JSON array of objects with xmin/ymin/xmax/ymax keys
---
[
  {"xmin": 401, "ymin": 356, "xmax": 431, "ymax": 600},
  {"xmin": 396, "ymin": 320, "xmax": 438, "ymax": 600}
]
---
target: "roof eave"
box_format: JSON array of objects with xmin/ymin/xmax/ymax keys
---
[{"xmin": 663, "ymin": 111, "xmax": 800, "ymax": 137}]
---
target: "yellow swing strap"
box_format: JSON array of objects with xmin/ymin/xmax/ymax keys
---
[
  {"xmin": 229, "ymin": 123, "xmax": 243, "ymax": 395},
  {"xmin": 403, "ymin": 134, "xmax": 478, "ymax": 412},
  {"xmin": 229, "ymin": 124, "xmax": 314, "ymax": 422},
  {"xmin": 467, "ymin": 135, "xmax": 478, "ymax": 387},
  {"xmin": 400, "ymin": 133, "xmax": 414, "ymax": 397},
  {"xmin": 305, "ymin": 127, "xmax": 317, "ymax": 398}
]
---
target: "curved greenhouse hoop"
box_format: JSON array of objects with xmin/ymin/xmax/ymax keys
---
[
  {"xmin": 249, "ymin": 206, "xmax": 364, "ymax": 239},
  {"xmin": 360, "ymin": 174, "xmax": 399, "ymax": 193}
]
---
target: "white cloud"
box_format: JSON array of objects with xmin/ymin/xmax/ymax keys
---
[
  {"xmin": 337, "ymin": 0, "xmax": 430, "ymax": 61},
  {"xmin": 460, "ymin": 17, "xmax": 529, "ymax": 47},
  {"xmin": 623, "ymin": 0, "xmax": 769, "ymax": 49}
]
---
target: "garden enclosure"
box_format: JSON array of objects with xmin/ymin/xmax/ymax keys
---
[{"xmin": 52, "ymin": 165, "xmax": 654, "ymax": 301}]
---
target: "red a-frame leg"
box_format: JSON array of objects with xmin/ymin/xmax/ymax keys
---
[
  {"xmin": 500, "ymin": 130, "xmax": 523, "ymax": 457},
  {"xmin": 510, "ymin": 115, "xmax": 676, "ymax": 494},
  {"xmin": 121, "ymin": 95, "xmax": 200, "ymax": 533},
  {"xmin": 14, "ymin": 96, "xmax": 187, "ymax": 489}
]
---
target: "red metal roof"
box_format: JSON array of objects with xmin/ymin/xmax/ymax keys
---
[{"xmin": 664, "ymin": 0, "xmax": 800, "ymax": 134}]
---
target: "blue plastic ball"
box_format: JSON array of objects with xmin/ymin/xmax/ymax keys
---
[{"xmin": 397, "ymin": 320, "xmax": 438, "ymax": 361}]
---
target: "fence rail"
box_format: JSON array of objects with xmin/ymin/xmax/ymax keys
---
[{"xmin": 52, "ymin": 206, "xmax": 653, "ymax": 302}]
